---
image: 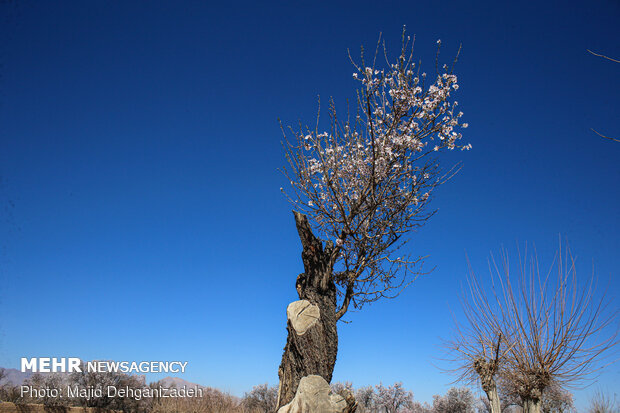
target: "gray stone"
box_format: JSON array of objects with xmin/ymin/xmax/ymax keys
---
[
  {"xmin": 287, "ymin": 300, "xmax": 320, "ymax": 335},
  {"xmin": 277, "ymin": 375, "xmax": 348, "ymax": 413}
]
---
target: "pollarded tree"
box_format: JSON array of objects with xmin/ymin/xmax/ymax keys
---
[
  {"xmin": 447, "ymin": 244, "xmax": 617, "ymax": 413},
  {"xmin": 500, "ymin": 246, "xmax": 617, "ymax": 413},
  {"xmin": 444, "ymin": 261, "xmax": 512, "ymax": 413},
  {"xmin": 277, "ymin": 28, "xmax": 470, "ymax": 410},
  {"xmin": 501, "ymin": 379, "xmax": 575, "ymax": 413}
]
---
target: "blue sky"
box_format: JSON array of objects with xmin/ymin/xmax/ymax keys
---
[{"xmin": 0, "ymin": 0, "xmax": 618, "ymax": 409}]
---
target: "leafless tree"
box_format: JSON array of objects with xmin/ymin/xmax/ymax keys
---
[
  {"xmin": 150, "ymin": 387, "xmax": 241, "ymax": 413},
  {"xmin": 443, "ymin": 260, "xmax": 513, "ymax": 413},
  {"xmin": 0, "ymin": 383, "xmax": 21, "ymax": 403},
  {"xmin": 0, "ymin": 368, "xmax": 21, "ymax": 404},
  {"xmin": 539, "ymin": 383, "xmax": 574, "ymax": 413},
  {"xmin": 501, "ymin": 246, "xmax": 616, "ymax": 413},
  {"xmin": 22, "ymin": 372, "xmax": 71, "ymax": 407},
  {"xmin": 242, "ymin": 383, "xmax": 278, "ymax": 413},
  {"xmin": 69, "ymin": 362, "xmax": 149, "ymax": 412},
  {"xmin": 496, "ymin": 378, "xmax": 575, "ymax": 413},
  {"xmin": 587, "ymin": 390, "xmax": 619, "ymax": 413},
  {"xmin": 277, "ymin": 27, "xmax": 469, "ymax": 409},
  {"xmin": 446, "ymin": 243, "xmax": 617, "ymax": 413}
]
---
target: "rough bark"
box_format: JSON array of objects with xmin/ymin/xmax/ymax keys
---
[
  {"xmin": 483, "ymin": 384, "xmax": 501, "ymax": 413},
  {"xmin": 475, "ymin": 358, "xmax": 501, "ymax": 413},
  {"xmin": 520, "ymin": 382, "xmax": 544, "ymax": 413},
  {"xmin": 523, "ymin": 398, "xmax": 542, "ymax": 413},
  {"xmin": 276, "ymin": 212, "xmax": 341, "ymax": 410}
]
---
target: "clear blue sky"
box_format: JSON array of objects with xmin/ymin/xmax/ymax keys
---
[{"xmin": 0, "ymin": 0, "xmax": 618, "ymax": 409}]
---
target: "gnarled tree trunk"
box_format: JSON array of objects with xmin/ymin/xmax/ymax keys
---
[
  {"xmin": 483, "ymin": 383, "xmax": 501, "ymax": 413},
  {"xmin": 276, "ymin": 212, "xmax": 341, "ymax": 411},
  {"xmin": 475, "ymin": 357, "xmax": 501, "ymax": 413},
  {"xmin": 520, "ymin": 383, "xmax": 544, "ymax": 413},
  {"xmin": 523, "ymin": 397, "xmax": 542, "ymax": 413}
]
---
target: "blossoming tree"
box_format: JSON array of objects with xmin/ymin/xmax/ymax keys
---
[{"xmin": 276, "ymin": 30, "xmax": 470, "ymax": 410}]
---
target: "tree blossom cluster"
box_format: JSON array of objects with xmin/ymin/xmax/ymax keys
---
[
  {"xmin": 330, "ymin": 382, "xmax": 479, "ymax": 413},
  {"xmin": 283, "ymin": 32, "xmax": 469, "ymax": 315}
]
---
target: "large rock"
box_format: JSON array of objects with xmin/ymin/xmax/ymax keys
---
[
  {"xmin": 287, "ymin": 300, "xmax": 320, "ymax": 335},
  {"xmin": 277, "ymin": 375, "xmax": 349, "ymax": 413}
]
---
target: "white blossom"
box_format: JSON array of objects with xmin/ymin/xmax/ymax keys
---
[{"xmin": 281, "ymin": 33, "xmax": 470, "ymax": 309}]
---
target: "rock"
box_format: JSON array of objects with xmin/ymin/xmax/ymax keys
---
[
  {"xmin": 287, "ymin": 300, "xmax": 320, "ymax": 335},
  {"xmin": 277, "ymin": 375, "xmax": 349, "ymax": 413}
]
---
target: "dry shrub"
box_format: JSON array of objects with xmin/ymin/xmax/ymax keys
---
[{"xmin": 149, "ymin": 387, "xmax": 242, "ymax": 413}]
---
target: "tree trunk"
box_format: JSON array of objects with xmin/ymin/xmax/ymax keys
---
[
  {"xmin": 483, "ymin": 384, "xmax": 501, "ymax": 413},
  {"xmin": 523, "ymin": 398, "xmax": 542, "ymax": 413},
  {"xmin": 276, "ymin": 212, "xmax": 340, "ymax": 410},
  {"xmin": 477, "ymin": 366, "xmax": 501, "ymax": 413}
]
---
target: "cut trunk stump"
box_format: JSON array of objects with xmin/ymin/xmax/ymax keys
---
[{"xmin": 276, "ymin": 212, "xmax": 346, "ymax": 411}]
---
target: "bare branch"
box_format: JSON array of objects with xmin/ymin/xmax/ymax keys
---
[
  {"xmin": 281, "ymin": 29, "xmax": 470, "ymax": 316},
  {"xmin": 587, "ymin": 49, "xmax": 620, "ymax": 63},
  {"xmin": 591, "ymin": 128, "xmax": 620, "ymax": 143},
  {"xmin": 445, "ymin": 242, "xmax": 618, "ymax": 413}
]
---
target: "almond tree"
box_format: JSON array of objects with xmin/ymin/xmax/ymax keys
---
[
  {"xmin": 375, "ymin": 382, "xmax": 415, "ymax": 413},
  {"xmin": 277, "ymin": 29, "xmax": 470, "ymax": 410},
  {"xmin": 431, "ymin": 387, "xmax": 476, "ymax": 413}
]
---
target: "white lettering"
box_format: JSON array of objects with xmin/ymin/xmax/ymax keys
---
[
  {"xmin": 68, "ymin": 358, "xmax": 81, "ymax": 372},
  {"xmin": 179, "ymin": 361, "xmax": 188, "ymax": 373},
  {"xmin": 21, "ymin": 358, "xmax": 37, "ymax": 372},
  {"xmin": 51, "ymin": 357, "xmax": 65, "ymax": 372},
  {"xmin": 39, "ymin": 357, "xmax": 50, "ymax": 372},
  {"xmin": 87, "ymin": 361, "xmax": 97, "ymax": 372}
]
